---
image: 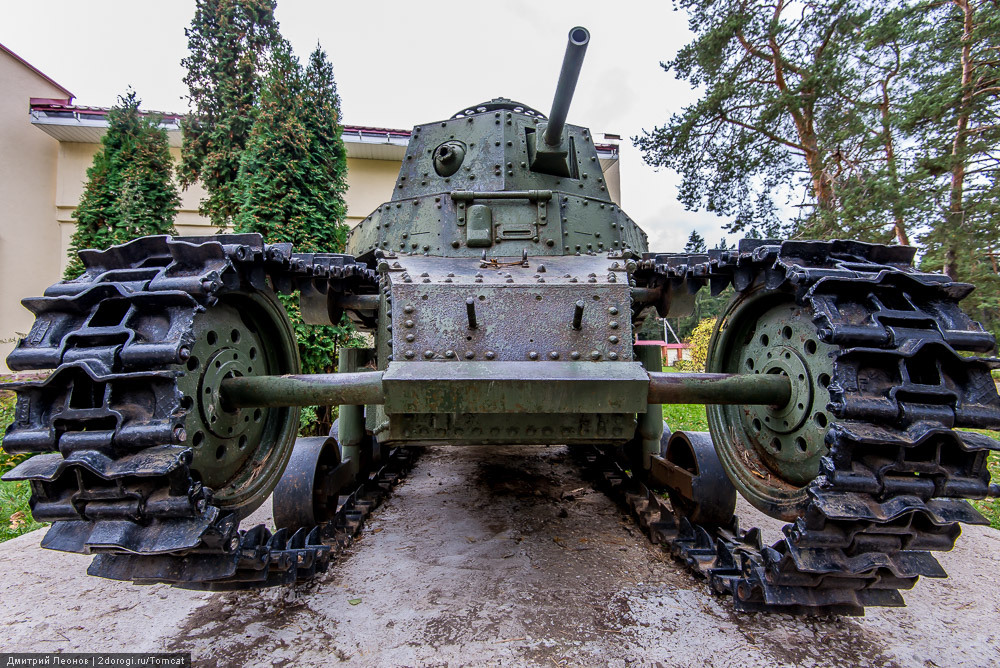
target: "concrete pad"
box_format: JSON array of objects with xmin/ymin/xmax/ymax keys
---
[{"xmin": 1, "ymin": 445, "xmax": 998, "ymax": 667}]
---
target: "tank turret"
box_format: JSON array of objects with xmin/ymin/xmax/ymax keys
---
[{"xmin": 346, "ymin": 27, "xmax": 647, "ymax": 260}]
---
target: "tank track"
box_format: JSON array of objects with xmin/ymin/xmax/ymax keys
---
[
  {"xmin": 613, "ymin": 240, "xmax": 1000, "ymax": 615},
  {"xmin": 0, "ymin": 233, "xmax": 413, "ymax": 589}
]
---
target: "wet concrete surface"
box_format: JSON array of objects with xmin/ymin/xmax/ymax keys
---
[{"xmin": 1, "ymin": 445, "xmax": 998, "ymax": 667}]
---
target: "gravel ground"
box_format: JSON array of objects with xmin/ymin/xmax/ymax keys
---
[{"xmin": 1, "ymin": 444, "xmax": 998, "ymax": 667}]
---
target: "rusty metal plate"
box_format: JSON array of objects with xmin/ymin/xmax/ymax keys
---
[
  {"xmin": 382, "ymin": 360, "xmax": 648, "ymax": 414},
  {"xmin": 387, "ymin": 254, "xmax": 633, "ymax": 363}
]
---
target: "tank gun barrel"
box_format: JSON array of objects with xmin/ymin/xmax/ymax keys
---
[{"xmin": 543, "ymin": 26, "xmax": 590, "ymax": 147}]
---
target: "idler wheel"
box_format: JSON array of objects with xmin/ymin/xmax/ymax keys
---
[
  {"xmin": 274, "ymin": 436, "xmax": 351, "ymax": 531},
  {"xmin": 706, "ymin": 288, "xmax": 836, "ymax": 520},
  {"xmin": 661, "ymin": 431, "xmax": 737, "ymax": 526}
]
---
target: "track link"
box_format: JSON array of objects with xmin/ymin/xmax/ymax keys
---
[
  {"xmin": 1, "ymin": 233, "xmax": 401, "ymax": 589},
  {"xmin": 609, "ymin": 240, "xmax": 1000, "ymax": 615}
]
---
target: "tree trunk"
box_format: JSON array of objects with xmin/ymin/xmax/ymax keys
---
[
  {"xmin": 879, "ymin": 75, "xmax": 909, "ymax": 246},
  {"xmin": 946, "ymin": 0, "xmax": 975, "ymax": 278}
]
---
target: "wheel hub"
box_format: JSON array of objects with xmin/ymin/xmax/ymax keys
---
[
  {"xmin": 707, "ymin": 293, "xmax": 835, "ymax": 519},
  {"xmin": 175, "ymin": 292, "xmax": 300, "ymax": 513}
]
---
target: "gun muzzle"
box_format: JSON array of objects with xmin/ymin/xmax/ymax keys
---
[{"xmin": 544, "ymin": 26, "xmax": 590, "ymax": 147}]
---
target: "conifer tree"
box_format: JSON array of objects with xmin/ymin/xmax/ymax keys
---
[
  {"xmin": 235, "ymin": 43, "xmax": 354, "ymax": 374},
  {"xmin": 179, "ymin": 0, "xmax": 284, "ymax": 229},
  {"xmin": 909, "ymin": 0, "xmax": 1000, "ymax": 339},
  {"xmin": 684, "ymin": 230, "xmax": 707, "ymax": 254},
  {"xmin": 66, "ymin": 91, "xmax": 178, "ymax": 279},
  {"xmin": 637, "ymin": 0, "xmax": 866, "ymax": 237}
]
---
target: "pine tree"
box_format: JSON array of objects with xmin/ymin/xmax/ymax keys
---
[
  {"xmin": 637, "ymin": 0, "xmax": 867, "ymax": 237},
  {"xmin": 179, "ymin": 0, "xmax": 284, "ymax": 229},
  {"xmin": 684, "ymin": 230, "xmax": 707, "ymax": 254},
  {"xmin": 909, "ymin": 0, "xmax": 1000, "ymax": 340},
  {"xmin": 235, "ymin": 43, "xmax": 355, "ymax": 374},
  {"xmin": 66, "ymin": 91, "xmax": 178, "ymax": 279}
]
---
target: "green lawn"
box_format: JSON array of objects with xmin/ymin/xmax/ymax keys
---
[{"xmin": 0, "ymin": 390, "xmax": 45, "ymax": 541}]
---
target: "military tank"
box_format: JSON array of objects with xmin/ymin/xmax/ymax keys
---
[{"xmin": 3, "ymin": 27, "xmax": 999, "ymax": 615}]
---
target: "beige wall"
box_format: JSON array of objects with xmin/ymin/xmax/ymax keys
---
[
  {"xmin": 343, "ymin": 157, "xmax": 403, "ymax": 224},
  {"xmin": 54, "ymin": 144, "xmax": 214, "ymax": 275},
  {"xmin": 52, "ymin": 149, "xmax": 402, "ymax": 271},
  {"xmin": 0, "ymin": 50, "xmax": 71, "ymax": 369}
]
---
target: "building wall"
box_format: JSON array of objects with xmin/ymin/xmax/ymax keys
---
[
  {"xmin": 0, "ymin": 49, "xmax": 72, "ymax": 368},
  {"xmin": 53, "ymin": 146, "xmax": 403, "ymax": 272}
]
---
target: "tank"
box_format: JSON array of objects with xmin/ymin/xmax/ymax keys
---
[{"xmin": 3, "ymin": 27, "xmax": 999, "ymax": 615}]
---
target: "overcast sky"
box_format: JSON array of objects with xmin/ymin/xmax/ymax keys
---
[{"xmin": 3, "ymin": 0, "xmax": 733, "ymax": 251}]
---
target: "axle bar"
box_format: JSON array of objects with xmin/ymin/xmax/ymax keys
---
[
  {"xmin": 647, "ymin": 372, "xmax": 791, "ymax": 406},
  {"xmin": 221, "ymin": 371, "xmax": 385, "ymax": 408},
  {"xmin": 221, "ymin": 368, "xmax": 791, "ymax": 410}
]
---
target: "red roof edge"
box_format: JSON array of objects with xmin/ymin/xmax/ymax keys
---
[
  {"xmin": 1, "ymin": 43, "xmax": 74, "ymax": 101},
  {"xmin": 30, "ymin": 97, "xmax": 73, "ymax": 106}
]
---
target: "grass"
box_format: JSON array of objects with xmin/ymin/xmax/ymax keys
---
[
  {"xmin": 660, "ymin": 382, "xmax": 1000, "ymax": 530},
  {"xmin": 971, "ymin": 448, "xmax": 1000, "ymax": 529},
  {"xmin": 0, "ymin": 389, "xmax": 46, "ymax": 542},
  {"xmin": 662, "ymin": 403, "xmax": 710, "ymax": 433}
]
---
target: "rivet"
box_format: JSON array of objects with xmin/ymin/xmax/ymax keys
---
[
  {"xmin": 609, "ymin": 352, "xmax": 619, "ymax": 360},
  {"xmin": 571, "ymin": 351, "xmax": 581, "ymax": 360},
  {"xmin": 549, "ymin": 351, "xmax": 559, "ymax": 360},
  {"xmin": 404, "ymin": 320, "xmax": 415, "ymax": 328},
  {"xmin": 404, "ymin": 305, "xmax": 414, "ymax": 313},
  {"xmin": 404, "ymin": 351, "xmax": 415, "ymax": 359},
  {"xmin": 609, "ymin": 321, "xmax": 619, "ymax": 329},
  {"xmin": 465, "ymin": 351, "xmax": 475, "ymax": 359},
  {"xmin": 591, "ymin": 351, "xmax": 601, "ymax": 360},
  {"xmin": 445, "ymin": 350, "xmax": 455, "ymax": 358},
  {"xmin": 608, "ymin": 306, "xmax": 618, "ymax": 315},
  {"xmin": 405, "ymin": 334, "xmax": 415, "ymax": 342},
  {"xmin": 424, "ymin": 350, "xmax": 435, "ymax": 359},
  {"xmin": 485, "ymin": 351, "xmax": 495, "ymax": 360},
  {"xmin": 529, "ymin": 351, "xmax": 538, "ymax": 360}
]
